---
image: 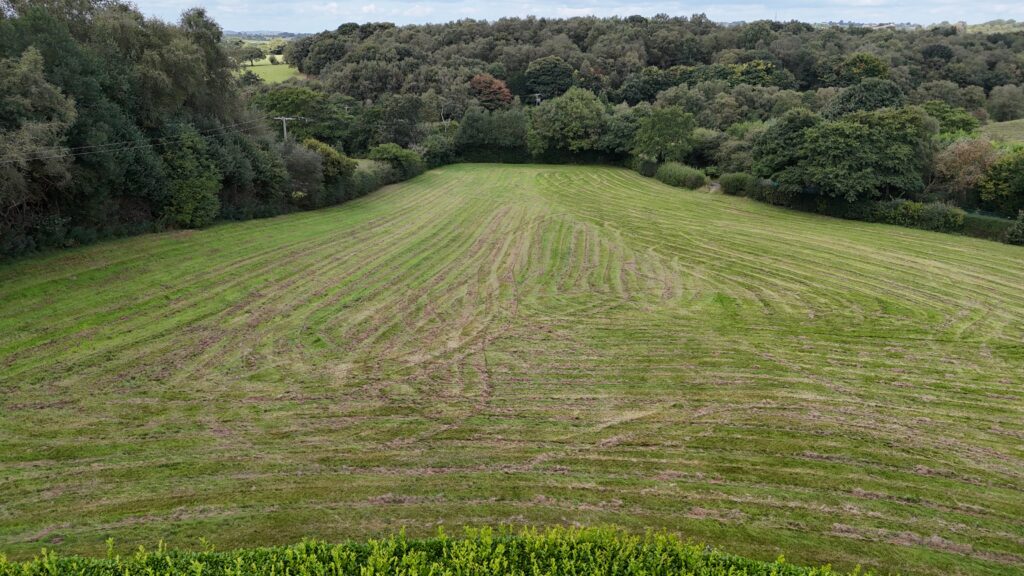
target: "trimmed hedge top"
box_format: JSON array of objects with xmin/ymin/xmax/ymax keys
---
[{"xmin": 0, "ymin": 527, "xmax": 863, "ymax": 576}]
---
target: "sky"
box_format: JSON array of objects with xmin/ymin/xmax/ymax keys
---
[{"xmin": 132, "ymin": 0, "xmax": 1024, "ymax": 33}]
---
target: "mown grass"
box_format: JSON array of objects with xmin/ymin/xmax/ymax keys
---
[
  {"xmin": 240, "ymin": 55, "xmax": 299, "ymax": 83},
  {"xmin": 1, "ymin": 165, "xmax": 1022, "ymax": 575},
  {"xmin": 979, "ymin": 118, "xmax": 1024, "ymax": 142}
]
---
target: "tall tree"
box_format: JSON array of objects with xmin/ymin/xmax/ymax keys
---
[
  {"xmin": 469, "ymin": 73, "xmax": 513, "ymax": 110},
  {"xmin": 527, "ymin": 87, "xmax": 607, "ymax": 156},
  {"xmin": 632, "ymin": 106, "xmax": 696, "ymax": 163},
  {"xmin": 525, "ymin": 56, "xmax": 575, "ymax": 100},
  {"xmin": 0, "ymin": 47, "xmax": 77, "ymax": 227}
]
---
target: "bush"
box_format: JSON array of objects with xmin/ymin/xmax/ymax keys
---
[
  {"xmin": 720, "ymin": 172, "xmax": 756, "ymax": 196},
  {"xmin": 869, "ymin": 199, "xmax": 965, "ymax": 232},
  {"xmin": 279, "ymin": 142, "xmax": 324, "ymax": 207},
  {"xmin": 629, "ymin": 156, "xmax": 659, "ymax": 177},
  {"xmin": 301, "ymin": 138, "xmax": 357, "ymax": 183},
  {"xmin": 1004, "ymin": 211, "xmax": 1024, "ymax": 245},
  {"xmin": 348, "ymin": 160, "xmax": 399, "ymax": 198},
  {"xmin": 417, "ymin": 130, "xmax": 458, "ymax": 168},
  {"xmin": 919, "ymin": 202, "xmax": 966, "ymax": 232},
  {"xmin": 979, "ymin": 147, "xmax": 1024, "ymax": 217},
  {"xmin": 160, "ymin": 126, "xmax": 222, "ymax": 228},
  {"xmin": 962, "ymin": 212, "xmax": 1015, "ymax": 240},
  {"xmin": 367, "ymin": 143, "xmax": 425, "ymax": 180},
  {"xmin": 751, "ymin": 180, "xmax": 795, "ymax": 206},
  {"xmin": 655, "ymin": 162, "xmax": 708, "ymax": 190}
]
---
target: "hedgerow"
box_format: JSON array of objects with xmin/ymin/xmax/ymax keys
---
[
  {"xmin": 0, "ymin": 527, "xmax": 860, "ymax": 576},
  {"xmin": 655, "ymin": 162, "xmax": 708, "ymax": 190}
]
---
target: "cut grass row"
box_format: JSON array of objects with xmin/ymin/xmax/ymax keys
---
[{"xmin": 1, "ymin": 165, "xmax": 1022, "ymax": 575}]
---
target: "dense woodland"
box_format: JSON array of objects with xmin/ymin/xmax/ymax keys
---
[{"xmin": 3, "ymin": 1, "xmax": 1024, "ymax": 258}]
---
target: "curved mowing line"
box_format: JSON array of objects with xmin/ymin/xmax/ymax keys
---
[{"xmin": 1, "ymin": 164, "xmax": 1023, "ymax": 575}]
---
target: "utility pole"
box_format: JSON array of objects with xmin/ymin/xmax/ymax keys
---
[{"xmin": 274, "ymin": 116, "xmax": 299, "ymax": 140}]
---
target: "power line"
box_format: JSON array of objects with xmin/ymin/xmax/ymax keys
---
[
  {"xmin": 56, "ymin": 118, "xmax": 269, "ymax": 153},
  {"xmin": 273, "ymin": 116, "xmax": 307, "ymax": 140},
  {"xmin": 3, "ymin": 117, "xmax": 270, "ymax": 163},
  {"xmin": 1, "ymin": 117, "xmax": 273, "ymax": 165}
]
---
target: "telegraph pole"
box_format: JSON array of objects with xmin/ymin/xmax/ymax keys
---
[{"xmin": 274, "ymin": 116, "xmax": 298, "ymax": 140}]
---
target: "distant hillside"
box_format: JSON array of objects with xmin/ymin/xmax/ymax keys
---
[
  {"xmin": 224, "ymin": 30, "xmax": 307, "ymax": 40},
  {"xmin": 981, "ymin": 118, "xmax": 1024, "ymax": 141}
]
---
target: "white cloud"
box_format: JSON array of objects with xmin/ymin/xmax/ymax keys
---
[
  {"xmin": 361, "ymin": 3, "xmax": 378, "ymax": 13},
  {"xmin": 556, "ymin": 6, "xmax": 596, "ymax": 17},
  {"xmin": 400, "ymin": 3, "xmax": 435, "ymax": 17}
]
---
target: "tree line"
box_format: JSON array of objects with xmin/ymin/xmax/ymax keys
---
[
  {"xmin": 3, "ymin": 3, "xmax": 1024, "ymax": 258},
  {"xmin": 258, "ymin": 16, "xmax": 1024, "ymax": 243},
  {"xmin": 0, "ymin": 1, "xmax": 415, "ymax": 258}
]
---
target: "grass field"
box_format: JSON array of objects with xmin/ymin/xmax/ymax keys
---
[
  {"xmin": 1, "ymin": 165, "xmax": 1022, "ymax": 574},
  {"xmin": 980, "ymin": 118, "xmax": 1024, "ymax": 142},
  {"xmin": 241, "ymin": 55, "xmax": 299, "ymax": 83}
]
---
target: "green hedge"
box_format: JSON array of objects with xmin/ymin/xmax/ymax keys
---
[
  {"xmin": 868, "ymin": 200, "xmax": 965, "ymax": 233},
  {"xmin": 348, "ymin": 160, "xmax": 400, "ymax": 199},
  {"xmin": 628, "ymin": 156, "xmax": 659, "ymax": 177},
  {"xmin": 368, "ymin": 143, "xmax": 426, "ymax": 180},
  {"xmin": 0, "ymin": 527, "xmax": 857, "ymax": 576},
  {"xmin": 1003, "ymin": 211, "xmax": 1024, "ymax": 245},
  {"xmin": 718, "ymin": 172, "xmax": 790, "ymax": 204},
  {"xmin": 962, "ymin": 212, "xmax": 1016, "ymax": 241},
  {"xmin": 655, "ymin": 162, "xmax": 708, "ymax": 189},
  {"xmin": 719, "ymin": 172, "xmax": 757, "ymax": 196}
]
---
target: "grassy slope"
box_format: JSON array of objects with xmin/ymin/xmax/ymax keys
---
[
  {"xmin": 1, "ymin": 165, "xmax": 1022, "ymax": 574},
  {"xmin": 980, "ymin": 118, "xmax": 1024, "ymax": 142}
]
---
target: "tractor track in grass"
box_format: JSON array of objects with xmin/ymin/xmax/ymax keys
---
[{"xmin": 1, "ymin": 164, "xmax": 1023, "ymax": 575}]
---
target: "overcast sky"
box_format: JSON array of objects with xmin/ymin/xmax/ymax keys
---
[{"xmin": 133, "ymin": 0, "xmax": 1024, "ymax": 32}]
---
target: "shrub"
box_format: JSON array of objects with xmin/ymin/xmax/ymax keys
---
[
  {"xmin": 629, "ymin": 156, "xmax": 659, "ymax": 177},
  {"xmin": 918, "ymin": 201, "xmax": 966, "ymax": 232},
  {"xmin": 348, "ymin": 160, "xmax": 399, "ymax": 198},
  {"xmin": 160, "ymin": 126, "xmax": 222, "ymax": 228},
  {"xmin": 368, "ymin": 143, "xmax": 425, "ymax": 180},
  {"xmin": 655, "ymin": 162, "xmax": 707, "ymax": 190},
  {"xmin": 276, "ymin": 141, "xmax": 324, "ymax": 208},
  {"xmin": 869, "ymin": 199, "xmax": 964, "ymax": 232},
  {"xmin": 239, "ymin": 70, "xmax": 262, "ymax": 86},
  {"xmin": 962, "ymin": 212, "xmax": 1015, "ymax": 240},
  {"xmin": 301, "ymin": 138, "xmax": 357, "ymax": 183},
  {"xmin": 979, "ymin": 147, "xmax": 1024, "ymax": 217},
  {"xmin": 417, "ymin": 130, "xmax": 458, "ymax": 168},
  {"xmin": 720, "ymin": 172, "xmax": 756, "ymax": 196},
  {"xmin": 805, "ymin": 196, "xmax": 875, "ymax": 220},
  {"xmin": 931, "ymin": 138, "xmax": 997, "ymax": 206},
  {"xmin": 751, "ymin": 180, "xmax": 795, "ymax": 206},
  {"xmin": 1004, "ymin": 211, "xmax": 1024, "ymax": 245}
]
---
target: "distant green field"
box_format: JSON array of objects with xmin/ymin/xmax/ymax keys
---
[
  {"xmin": 241, "ymin": 54, "xmax": 299, "ymax": 83},
  {"xmin": 980, "ymin": 118, "xmax": 1024, "ymax": 142},
  {"xmin": 1, "ymin": 165, "xmax": 1023, "ymax": 575}
]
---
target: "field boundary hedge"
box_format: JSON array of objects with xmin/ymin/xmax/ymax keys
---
[{"xmin": 0, "ymin": 527, "xmax": 863, "ymax": 576}]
